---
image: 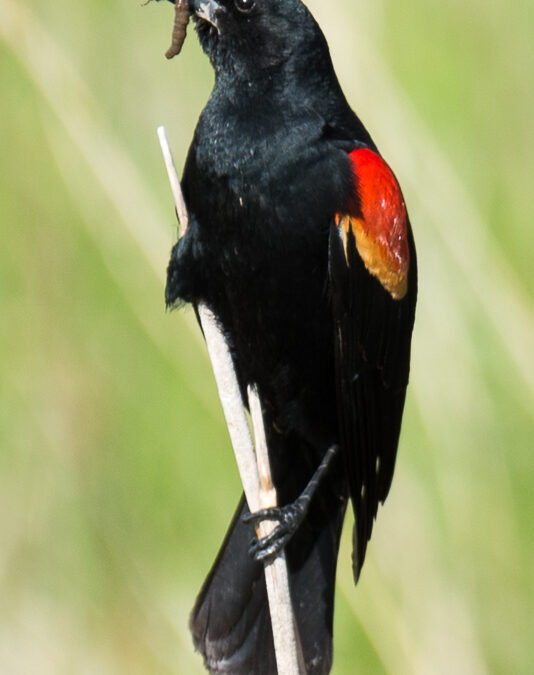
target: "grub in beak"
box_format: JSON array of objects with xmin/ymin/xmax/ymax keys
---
[{"xmin": 165, "ymin": 0, "xmax": 191, "ymax": 59}]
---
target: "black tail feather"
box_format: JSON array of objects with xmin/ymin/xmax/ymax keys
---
[
  {"xmin": 190, "ymin": 475, "xmax": 346, "ymax": 674},
  {"xmin": 190, "ymin": 496, "xmax": 276, "ymax": 674}
]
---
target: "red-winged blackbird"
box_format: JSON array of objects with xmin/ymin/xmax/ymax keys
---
[{"xmin": 165, "ymin": 1, "xmax": 417, "ymax": 673}]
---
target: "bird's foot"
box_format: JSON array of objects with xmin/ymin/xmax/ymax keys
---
[
  {"xmin": 242, "ymin": 444, "xmax": 339, "ymax": 564},
  {"xmin": 243, "ymin": 500, "xmax": 308, "ymax": 564}
]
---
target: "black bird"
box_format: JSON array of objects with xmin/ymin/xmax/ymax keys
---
[{"xmin": 165, "ymin": 1, "xmax": 417, "ymax": 672}]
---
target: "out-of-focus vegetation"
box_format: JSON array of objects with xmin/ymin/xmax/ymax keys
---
[{"xmin": 0, "ymin": 0, "xmax": 532, "ymax": 672}]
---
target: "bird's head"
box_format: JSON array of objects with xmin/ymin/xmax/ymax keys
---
[{"xmin": 189, "ymin": 0, "xmax": 323, "ymax": 77}]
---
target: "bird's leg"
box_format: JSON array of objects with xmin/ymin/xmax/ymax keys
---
[{"xmin": 243, "ymin": 444, "xmax": 339, "ymax": 563}]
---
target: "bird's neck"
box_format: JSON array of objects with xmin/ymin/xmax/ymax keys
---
[{"xmin": 211, "ymin": 42, "xmax": 351, "ymax": 125}]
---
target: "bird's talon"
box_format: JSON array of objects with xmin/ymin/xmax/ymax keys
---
[
  {"xmin": 242, "ymin": 507, "xmax": 283, "ymax": 525},
  {"xmin": 251, "ymin": 532, "xmax": 292, "ymax": 564}
]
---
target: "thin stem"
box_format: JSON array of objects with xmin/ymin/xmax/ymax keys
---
[
  {"xmin": 157, "ymin": 126, "xmax": 188, "ymax": 237},
  {"xmin": 248, "ymin": 385, "xmax": 305, "ymax": 674}
]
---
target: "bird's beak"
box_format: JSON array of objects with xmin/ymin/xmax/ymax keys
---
[{"xmin": 190, "ymin": 0, "xmax": 223, "ymax": 31}]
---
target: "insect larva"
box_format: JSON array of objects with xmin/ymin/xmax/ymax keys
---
[{"xmin": 165, "ymin": 0, "xmax": 190, "ymax": 59}]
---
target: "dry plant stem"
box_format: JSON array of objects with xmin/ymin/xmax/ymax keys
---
[
  {"xmin": 157, "ymin": 126, "xmax": 188, "ymax": 236},
  {"xmin": 199, "ymin": 305, "xmax": 262, "ymax": 511},
  {"xmin": 248, "ymin": 385, "xmax": 305, "ymax": 675},
  {"xmin": 157, "ymin": 126, "xmax": 303, "ymax": 674}
]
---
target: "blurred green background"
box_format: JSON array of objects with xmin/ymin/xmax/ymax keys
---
[{"xmin": 1, "ymin": 0, "xmax": 532, "ymax": 672}]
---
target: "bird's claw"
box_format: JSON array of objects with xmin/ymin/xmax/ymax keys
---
[{"xmin": 242, "ymin": 502, "xmax": 306, "ymax": 564}]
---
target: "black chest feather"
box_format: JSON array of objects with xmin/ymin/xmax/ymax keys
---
[{"xmin": 172, "ymin": 92, "xmax": 353, "ymax": 440}]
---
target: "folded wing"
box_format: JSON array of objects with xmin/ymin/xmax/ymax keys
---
[{"xmin": 329, "ymin": 147, "xmax": 417, "ymax": 581}]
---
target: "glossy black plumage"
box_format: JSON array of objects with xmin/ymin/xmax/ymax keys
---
[{"xmin": 165, "ymin": 1, "xmax": 417, "ymax": 672}]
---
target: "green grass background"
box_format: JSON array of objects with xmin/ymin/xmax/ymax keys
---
[{"xmin": 1, "ymin": 0, "xmax": 532, "ymax": 672}]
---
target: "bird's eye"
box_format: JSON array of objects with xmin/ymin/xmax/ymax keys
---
[{"xmin": 234, "ymin": 0, "xmax": 256, "ymax": 13}]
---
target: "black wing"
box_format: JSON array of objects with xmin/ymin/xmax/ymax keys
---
[{"xmin": 329, "ymin": 220, "xmax": 417, "ymax": 581}]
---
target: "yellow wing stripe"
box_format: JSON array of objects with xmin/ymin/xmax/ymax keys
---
[{"xmin": 337, "ymin": 214, "xmax": 408, "ymax": 300}]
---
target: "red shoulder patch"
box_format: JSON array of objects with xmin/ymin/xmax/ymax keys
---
[{"xmin": 335, "ymin": 148, "xmax": 410, "ymax": 300}]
